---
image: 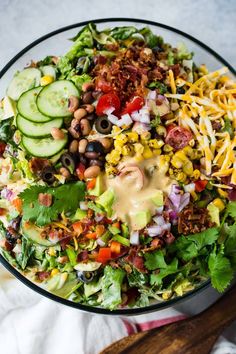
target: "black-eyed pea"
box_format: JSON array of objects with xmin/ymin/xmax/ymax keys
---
[
  {"xmin": 84, "ymin": 165, "xmax": 101, "ymax": 179},
  {"xmin": 80, "ymin": 119, "xmax": 91, "ymax": 136},
  {"xmin": 68, "ymin": 96, "xmax": 79, "ymax": 113},
  {"xmin": 82, "ymin": 92, "xmax": 93, "ymax": 104},
  {"xmin": 82, "ymin": 104, "xmax": 95, "ymax": 114},
  {"xmin": 74, "ymin": 108, "xmax": 87, "ymax": 120},
  {"xmin": 69, "ymin": 140, "xmax": 79, "ymax": 153},
  {"xmin": 78, "ymin": 139, "xmax": 88, "ymax": 154},
  {"xmin": 82, "ymin": 82, "xmax": 95, "ymax": 92},
  {"xmin": 99, "ymin": 138, "xmax": 113, "ymax": 151},
  {"xmin": 51, "ymin": 127, "xmax": 65, "ymax": 140},
  {"xmin": 59, "ymin": 167, "xmax": 71, "ymax": 179},
  {"xmin": 89, "ymin": 159, "xmax": 104, "ymax": 167}
]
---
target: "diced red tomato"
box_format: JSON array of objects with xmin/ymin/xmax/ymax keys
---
[
  {"xmin": 85, "ymin": 232, "xmax": 97, "ymax": 240},
  {"xmin": 194, "ymin": 180, "xmax": 208, "ymax": 192},
  {"xmin": 122, "ymin": 96, "xmax": 144, "ymax": 115},
  {"xmin": 86, "ymin": 178, "xmax": 96, "ymax": 190},
  {"xmin": 96, "ymin": 78, "xmax": 112, "ymax": 93},
  {"xmin": 110, "ymin": 241, "xmax": 121, "ymax": 254},
  {"xmin": 0, "ymin": 142, "xmax": 6, "ymax": 156},
  {"xmin": 96, "ymin": 93, "xmax": 121, "ymax": 116},
  {"xmin": 76, "ymin": 163, "xmax": 86, "ymax": 180},
  {"xmin": 97, "ymin": 247, "xmax": 112, "ymax": 263},
  {"xmin": 72, "ymin": 222, "xmax": 83, "ymax": 235}
]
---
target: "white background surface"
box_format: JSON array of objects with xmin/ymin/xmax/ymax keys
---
[
  {"xmin": 0, "ymin": 1, "xmax": 235, "ymax": 353},
  {"xmin": 0, "ymin": 0, "xmax": 235, "ymax": 71}
]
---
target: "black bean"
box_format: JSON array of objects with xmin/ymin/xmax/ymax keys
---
[{"xmin": 85, "ymin": 151, "xmax": 100, "ymax": 159}]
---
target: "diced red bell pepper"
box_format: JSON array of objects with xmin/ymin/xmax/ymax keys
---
[
  {"xmin": 110, "ymin": 241, "xmax": 121, "ymax": 254},
  {"xmin": 86, "ymin": 178, "xmax": 96, "ymax": 190},
  {"xmin": 96, "ymin": 247, "xmax": 112, "ymax": 263},
  {"xmin": 194, "ymin": 180, "xmax": 208, "ymax": 192}
]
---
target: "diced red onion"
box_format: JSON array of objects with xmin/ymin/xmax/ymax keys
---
[
  {"xmin": 130, "ymin": 231, "xmax": 139, "ymax": 245},
  {"xmin": 79, "ymin": 201, "xmax": 88, "ymax": 210},
  {"xmin": 1, "ymin": 188, "xmax": 14, "ymax": 201},
  {"xmin": 153, "ymin": 215, "xmax": 165, "ymax": 226},
  {"xmin": 12, "ymin": 243, "xmax": 22, "ymax": 254},
  {"xmin": 228, "ymin": 188, "xmax": 236, "ymax": 201},
  {"xmin": 169, "ymin": 210, "xmax": 178, "ymax": 222},
  {"xmin": 169, "ymin": 184, "xmax": 182, "ymax": 210},
  {"xmin": 147, "ymin": 225, "xmax": 163, "ymax": 237},
  {"xmin": 107, "ymin": 113, "xmax": 119, "ymax": 125},
  {"xmin": 132, "ymin": 122, "xmax": 151, "ymax": 133},
  {"xmin": 183, "ymin": 183, "xmax": 195, "ymax": 193},
  {"xmin": 116, "ymin": 113, "xmax": 133, "ymax": 127},
  {"xmin": 104, "ymin": 107, "xmax": 115, "ymax": 115},
  {"xmin": 162, "ymin": 223, "xmax": 171, "ymax": 231},
  {"xmin": 179, "ymin": 192, "xmax": 190, "ymax": 212},
  {"xmin": 147, "ymin": 90, "xmax": 157, "ymax": 100},
  {"xmin": 96, "ymin": 238, "xmax": 106, "ymax": 247},
  {"xmin": 157, "ymin": 94, "xmax": 166, "ymax": 103},
  {"xmin": 95, "ymin": 214, "xmax": 104, "ymax": 222},
  {"xmin": 155, "ymin": 206, "xmax": 164, "ymax": 214}
]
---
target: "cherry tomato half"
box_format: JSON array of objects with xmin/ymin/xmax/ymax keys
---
[
  {"xmin": 96, "ymin": 93, "xmax": 121, "ymax": 116},
  {"xmin": 122, "ymin": 96, "xmax": 145, "ymax": 115}
]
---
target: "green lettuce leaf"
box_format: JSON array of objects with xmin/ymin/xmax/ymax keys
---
[{"xmin": 101, "ymin": 266, "xmax": 125, "ymax": 310}]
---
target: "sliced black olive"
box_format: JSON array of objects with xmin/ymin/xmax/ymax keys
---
[
  {"xmin": 41, "ymin": 166, "xmax": 56, "ymax": 184},
  {"xmin": 95, "ymin": 116, "xmax": 112, "ymax": 134},
  {"xmin": 177, "ymin": 87, "xmax": 186, "ymax": 94},
  {"xmin": 9, "ymin": 216, "xmax": 22, "ymax": 231},
  {"xmin": 85, "ymin": 141, "xmax": 104, "ymax": 156},
  {"xmin": 61, "ymin": 153, "xmax": 78, "ymax": 173},
  {"xmin": 77, "ymin": 270, "xmax": 95, "ymax": 283},
  {"xmin": 152, "ymin": 46, "xmax": 163, "ymax": 54}
]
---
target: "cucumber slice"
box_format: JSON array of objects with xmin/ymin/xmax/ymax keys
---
[
  {"xmin": 37, "ymin": 80, "xmax": 79, "ymax": 117},
  {"xmin": 41, "ymin": 65, "xmax": 56, "ymax": 79},
  {"xmin": 21, "ymin": 221, "xmax": 56, "ymax": 246},
  {"xmin": 17, "ymin": 87, "xmax": 51, "ymax": 123},
  {"xmin": 16, "ymin": 114, "xmax": 63, "ymax": 138},
  {"xmin": 7, "ymin": 68, "xmax": 41, "ymax": 101},
  {"xmin": 22, "ymin": 134, "xmax": 68, "ymax": 157}
]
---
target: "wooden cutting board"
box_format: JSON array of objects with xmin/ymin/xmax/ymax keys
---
[{"xmin": 101, "ymin": 284, "xmax": 236, "ymax": 354}]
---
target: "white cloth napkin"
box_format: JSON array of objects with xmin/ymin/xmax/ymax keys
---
[{"xmin": 0, "ymin": 265, "xmax": 236, "ymax": 354}]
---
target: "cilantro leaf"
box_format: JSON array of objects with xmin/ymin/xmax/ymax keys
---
[
  {"xmin": 150, "ymin": 258, "xmax": 179, "ymax": 286},
  {"xmin": 148, "ymin": 81, "xmax": 167, "ymax": 94},
  {"xmin": 208, "ymin": 251, "xmax": 233, "ymax": 292},
  {"xmin": 101, "ymin": 266, "xmax": 125, "ymax": 310},
  {"xmin": 144, "ymin": 250, "xmax": 167, "ymax": 270},
  {"xmin": 150, "ymin": 115, "xmax": 161, "ymax": 128},
  {"xmin": 187, "ymin": 228, "xmax": 219, "ymax": 249},
  {"xmin": 226, "ymin": 202, "xmax": 236, "ymax": 220},
  {"xmin": 20, "ymin": 182, "xmax": 85, "ymax": 226}
]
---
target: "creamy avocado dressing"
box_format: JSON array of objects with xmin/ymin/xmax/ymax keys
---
[{"xmin": 106, "ymin": 156, "xmax": 174, "ymax": 230}]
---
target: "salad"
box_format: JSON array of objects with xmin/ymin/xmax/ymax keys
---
[{"xmin": 0, "ymin": 23, "xmax": 236, "ymax": 311}]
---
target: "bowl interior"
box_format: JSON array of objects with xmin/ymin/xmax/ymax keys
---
[{"xmin": 0, "ymin": 18, "xmax": 235, "ymax": 315}]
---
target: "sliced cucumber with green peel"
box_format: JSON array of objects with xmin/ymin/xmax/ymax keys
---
[
  {"xmin": 21, "ymin": 221, "xmax": 57, "ymax": 246},
  {"xmin": 37, "ymin": 80, "xmax": 79, "ymax": 117},
  {"xmin": 22, "ymin": 134, "xmax": 68, "ymax": 157},
  {"xmin": 17, "ymin": 87, "xmax": 51, "ymax": 123},
  {"xmin": 16, "ymin": 114, "xmax": 63, "ymax": 138},
  {"xmin": 7, "ymin": 68, "xmax": 41, "ymax": 101}
]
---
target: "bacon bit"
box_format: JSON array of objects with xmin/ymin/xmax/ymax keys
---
[
  {"xmin": 164, "ymin": 232, "xmax": 175, "ymax": 244},
  {"xmin": 178, "ymin": 205, "xmax": 215, "ymax": 235},
  {"xmin": 169, "ymin": 64, "xmax": 180, "ymax": 77},
  {"xmin": 29, "ymin": 157, "xmax": 50, "ymax": 175},
  {"xmin": 77, "ymin": 250, "xmax": 89, "ymax": 262},
  {"xmin": 125, "ymin": 248, "xmax": 146, "ymax": 272},
  {"xmin": 0, "ymin": 208, "xmax": 6, "ymax": 216},
  {"xmin": 60, "ymin": 236, "xmax": 72, "ymax": 250},
  {"xmin": 57, "ymin": 256, "xmax": 69, "ymax": 264},
  {"xmin": 0, "ymin": 141, "xmax": 6, "ymax": 156},
  {"xmin": 38, "ymin": 193, "xmax": 53, "ymax": 207},
  {"xmin": 37, "ymin": 271, "xmax": 51, "ymax": 281},
  {"xmin": 0, "ymin": 238, "xmax": 13, "ymax": 251}
]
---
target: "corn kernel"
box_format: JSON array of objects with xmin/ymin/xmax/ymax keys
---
[
  {"xmin": 176, "ymin": 172, "xmax": 187, "ymax": 182},
  {"xmin": 149, "ymin": 139, "xmax": 164, "ymax": 149},
  {"xmin": 163, "ymin": 144, "xmax": 173, "ymax": 152},
  {"xmin": 51, "ymin": 269, "xmax": 59, "ymax": 276},
  {"xmin": 134, "ymin": 153, "xmax": 144, "ymax": 162},
  {"xmin": 175, "ymin": 151, "xmax": 188, "ymax": 161},
  {"xmin": 48, "ymin": 247, "xmax": 56, "ymax": 257},
  {"xmin": 40, "ymin": 75, "xmax": 54, "ymax": 86},
  {"xmin": 112, "ymin": 126, "xmax": 121, "ymax": 134},
  {"xmin": 192, "ymin": 169, "xmax": 201, "ymax": 180},
  {"xmin": 183, "ymin": 146, "xmax": 194, "ymax": 157},
  {"xmin": 212, "ymin": 198, "xmax": 225, "ymax": 211},
  {"xmin": 153, "ymin": 148, "xmax": 161, "ymax": 156},
  {"xmin": 106, "ymin": 150, "xmax": 121, "ymax": 164},
  {"xmin": 134, "ymin": 143, "xmax": 144, "ymax": 154},
  {"xmin": 156, "ymin": 125, "xmax": 167, "ymax": 137},
  {"xmin": 122, "ymin": 144, "xmax": 134, "ymax": 156},
  {"xmin": 162, "ymin": 291, "xmax": 172, "ymax": 300},
  {"xmin": 143, "ymin": 147, "xmax": 153, "ymax": 159},
  {"xmin": 183, "ymin": 161, "xmax": 193, "ymax": 176},
  {"xmin": 171, "ymin": 156, "xmax": 183, "ymax": 169},
  {"xmin": 217, "ymin": 188, "xmax": 228, "ymax": 198},
  {"xmin": 199, "ymin": 64, "xmax": 208, "ymax": 75},
  {"xmin": 105, "ymin": 165, "xmax": 117, "ymax": 175},
  {"xmin": 126, "ymin": 131, "xmax": 139, "ymax": 143},
  {"xmin": 140, "ymin": 132, "xmax": 151, "ymax": 141}
]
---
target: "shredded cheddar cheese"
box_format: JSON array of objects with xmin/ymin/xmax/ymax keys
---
[{"xmin": 166, "ymin": 67, "xmax": 236, "ymax": 180}]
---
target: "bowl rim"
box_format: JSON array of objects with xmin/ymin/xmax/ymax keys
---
[{"xmin": 0, "ymin": 17, "xmax": 232, "ymax": 315}]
